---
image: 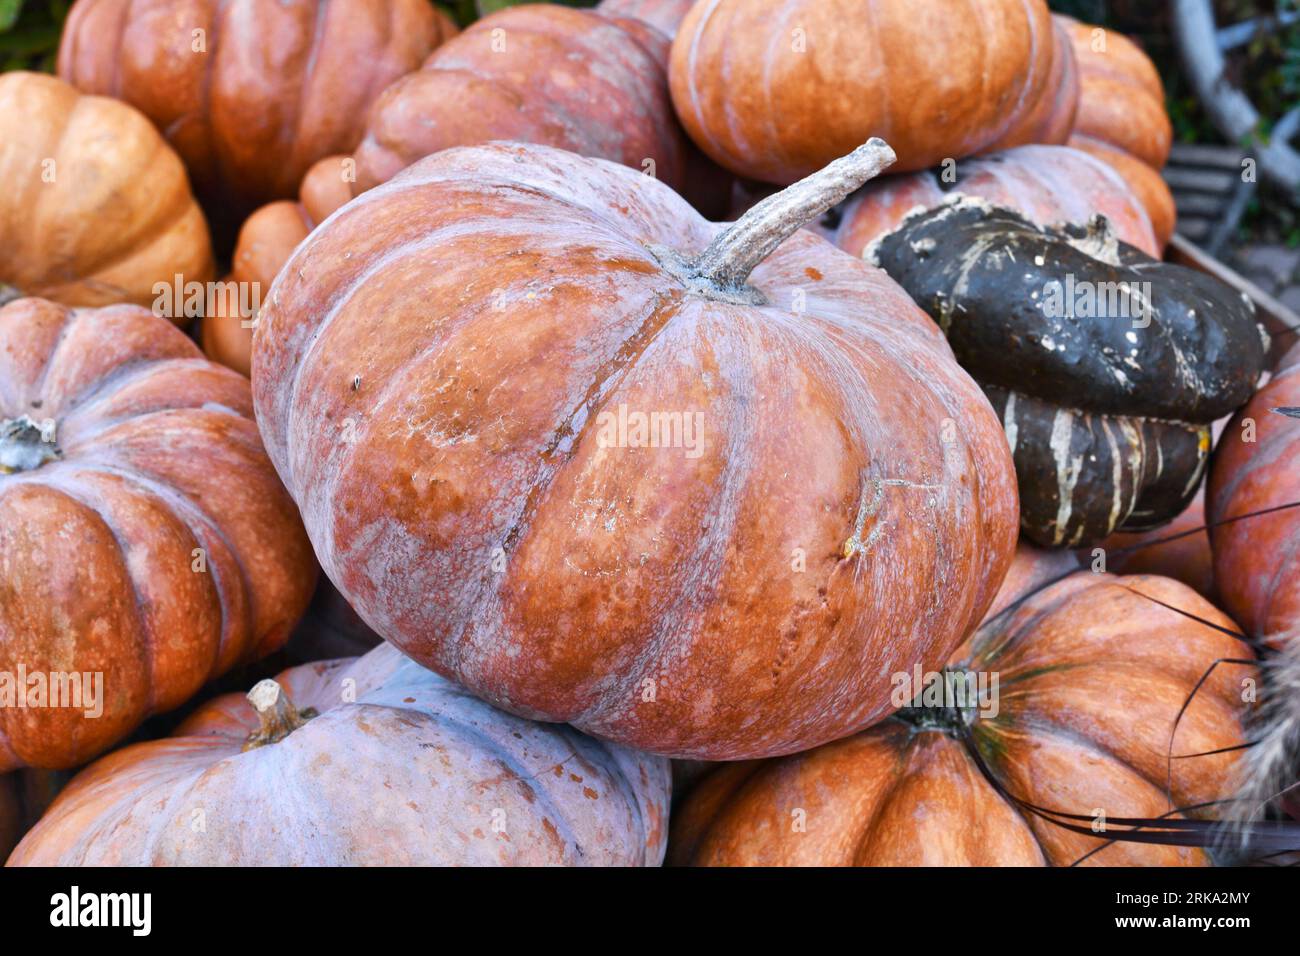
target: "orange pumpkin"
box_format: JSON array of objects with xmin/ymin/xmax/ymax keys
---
[
  {"xmin": 351, "ymin": 4, "xmax": 732, "ymax": 215},
  {"xmin": 1057, "ymin": 16, "xmax": 1175, "ymax": 247},
  {"xmin": 1209, "ymin": 342, "xmax": 1300, "ymax": 645},
  {"xmin": 669, "ymin": 0, "xmax": 1073, "ymax": 184},
  {"xmin": 0, "ymin": 72, "xmax": 212, "ymax": 310},
  {"xmin": 355, "ymin": 5, "xmax": 683, "ymax": 189},
  {"xmin": 202, "ymin": 155, "xmax": 353, "ymax": 377},
  {"xmin": 252, "ymin": 138, "xmax": 1019, "ymax": 760},
  {"xmin": 0, "ymin": 297, "xmax": 316, "ymax": 771},
  {"xmin": 832, "ymin": 145, "xmax": 1159, "ymax": 259},
  {"xmin": 57, "ymin": 0, "xmax": 455, "ymax": 228},
  {"xmin": 670, "ymin": 547, "xmax": 1252, "ymax": 865},
  {"xmin": 8, "ymin": 643, "xmax": 671, "ymax": 866}
]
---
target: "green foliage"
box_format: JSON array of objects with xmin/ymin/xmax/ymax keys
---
[{"xmin": 0, "ymin": 0, "xmax": 67, "ymax": 73}]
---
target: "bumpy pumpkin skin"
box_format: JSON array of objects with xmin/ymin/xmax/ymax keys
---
[
  {"xmin": 669, "ymin": 0, "xmax": 1068, "ymax": 184},
  {"xmin": 599, "ymin": 0, "xmax": 695, "ymax": 37},
  {"xmin": 670, "ymin": 549, "xmax": 1251, "ymax": 866},
  {"xmin": 202, "ymin": 155, "xmax": 353, "ymax": 377},
  {"xmin": 253, "ymin": 142, "xmax": 1019, "ymax": 761},
  {"xmin": 0, "ymin": 73, "xmax": 213, "ymax": 310},
  {"xmin": 8, "ymin": 643, "xmax": 671, "ymax": 866},
  {"xmin": 0, "ymin": 298, "xmax": 316, "ymax": 771},
  {"xmin": 834, "ymin": 145, "xmax": 1159, "ymax": 259},
  {"xmin": 1058, "ymin": 16, "xmax": 1175, "ymax": 247},
  {"xmin": 57, "ymin": 0, "xmax": 454, "ymax": 216},
  {"xmin": 353, "ymin": 5, "xmax": 693, "ymax": 196},
  {"xmin": 1210, "ymin": 342, "xmax": 1300, "ymax": 645}
]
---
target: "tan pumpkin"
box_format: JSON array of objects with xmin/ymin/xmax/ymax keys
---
[
  {"xmin": 57, "ymin": 0, "xmax": 455, "ymax": 227},
  {"xmin": 0, "ymin": 297, "xmax": 316, "ymax": 771},
  {"xmin": 599, "ymin": 0, "xmax": 695, "ymax": 37},
  {"xmin": 8, "ymin": 643, "xmax": 671, "ymax": 866},
  {"xmin": 202, "ymin": 155, "xmax": 353, "ymax": 377},
  {"xmin": 670, "ymin": 546, "xmax": 1252, "ymax": 865},
  {"xmin": 1209, "ymin": 342, "xmax": 1300, "ymax": 645},
  {"xmin": 1057, "ymin": 16, "xmax": 1175, "ymax": 247},
  {"xmin": 352, "ymin": 4, "xmax": 712, "ymax": 210},
  {"xmin": 252, "ymin": 138, "xmax": 1019, "ymax": 760},
  {"xmin": 669, "ymin": 0, "xmax": 1073, "ymax": 184},
  {"xmin": 832, "ymin": 144, "xmax": 1159, "ymax": 259},
  {"xmin": 0, "ymin": 72, "xmax": 212, "ymax": 310}
]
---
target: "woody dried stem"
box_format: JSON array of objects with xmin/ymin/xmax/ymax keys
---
[
  {"xmin": 243, "ymin": 679, "xmax": 314, "ymax": 751},
  {"xmin": 691, "ymin": 137, "xmax": 897, "ymax": 290}
]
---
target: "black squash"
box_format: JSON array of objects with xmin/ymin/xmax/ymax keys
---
[{"xmin": 871, "ymin": 199, "xmax": 1268, "ymax": 547}]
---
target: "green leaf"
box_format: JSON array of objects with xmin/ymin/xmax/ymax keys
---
[{"xmin": 0, "ymin": 0, "xmax": 25, "ymax": 33}]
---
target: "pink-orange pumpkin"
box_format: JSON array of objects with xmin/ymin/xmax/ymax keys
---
[
  {"xmin": 353, "ymin": 5, "xmax": 696, "ymax": 198},
  {"xmin": 252, "ymin": 140, "xmax": 1019, "ymax": 760},
  {"xmin": 1209, "ymin": 342, "xmax": 1300, "ymax": 645},
  {"xmin": 832, "ymin": 144, "xmax": 1159, "ymax": 259},
  {"xmin": 8, "ymin": 643, "xmax": 670, "ymax": 866}
]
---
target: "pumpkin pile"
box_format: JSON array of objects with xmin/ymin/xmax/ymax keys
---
[{"xmin": 0, "ymin": 0, "xmax": 1294, "ymax": 869}]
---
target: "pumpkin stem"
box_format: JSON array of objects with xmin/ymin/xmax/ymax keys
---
[
  {"xmin": 692, "ymin": 138, "xmax": 897, "ymax": 292},
  {"xmin": 0, "ymin": 284, "xmax": 21, "ymax": 308},
  {"xmin": 242, "ymin": 679, "xmax": 316, "ymax": 751},
  {"xmin": 0, "ymin": 415, "xmax": 61, "ymax": 475}
]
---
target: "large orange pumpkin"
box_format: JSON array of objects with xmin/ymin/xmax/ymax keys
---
[
  {"xmin": 252, "ymin": 139, "xmax": 1019, "ymax": 760},
  {"xmin": 0, "ymin": 297, "xmax": 316, "ymax": 771},
  {"xmin": 832, "ymin": 144, "xmax": 1159, "ymax": 259},
  {"xmin": 669, "ymin": 0, "xmax": 1074, "ymax": 184},
  {"xmin": 1209, "ymin": 342, "xmax": 1300, "ymax": 645},
  {"xmin": 202, "ymin": 155, "xmax": 353, "ymax": 377},
  {"xmin": 0, "ymin": 72, "xmax": 212, "ymax": 309},
  {"xmin": 57, "ymin": 0, "xmax": 455, "ymax": 226},
  {"xmin": 7, "ymin": 643, "xmax": 671, "ymax": 866},
  {"xmin": 669, "ymin": 547, "xmax": 1252, "ymax": 865},
  {"xmin": 1057, "ymin": 16, "xmax": 1175, "ymax": 247}
]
